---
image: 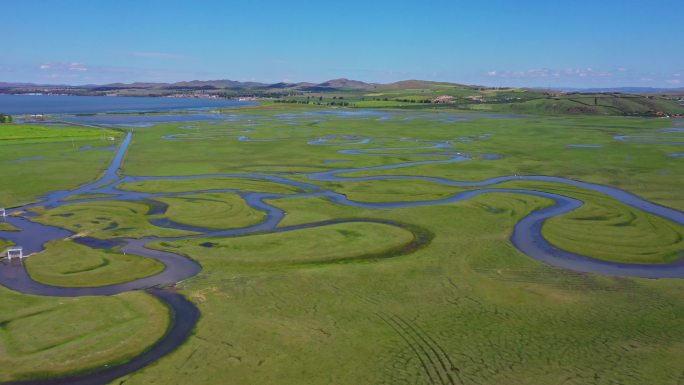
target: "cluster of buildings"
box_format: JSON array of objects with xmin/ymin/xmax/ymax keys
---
[{"xmin": 165, "ymin": 93, "xmax": 222, "ymax": 99}]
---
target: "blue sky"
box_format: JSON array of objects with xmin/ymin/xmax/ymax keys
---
[{"xmin": 2, "ymin": 0, "xmax": 683, "ymax": 87}]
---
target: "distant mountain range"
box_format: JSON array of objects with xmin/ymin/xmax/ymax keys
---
[
  {"xmin": 2, "ymin": 78, "xmax": 683, "ymax": 117},
  {"xmin": 2, "ymin": 79, "xmax": 683, "ymax": 96},
  {"xmin": 0, "ymin": 78, "xmax": 382, "ymax": 91}
]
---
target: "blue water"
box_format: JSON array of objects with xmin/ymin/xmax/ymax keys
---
[
  {"xmin": 59, "ymin": 113, "xmax": 242, "ymax": 126},
  {"xmin": 0, "ymin": 94, "xmax": 254, "ymax": 114}
]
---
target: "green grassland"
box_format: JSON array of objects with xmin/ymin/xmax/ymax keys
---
[
  {"xmin": 273, "ymin": 81, "xmax": 684, "ymax": 116},
  {"xmin": 0, "ymin": 239, "xmax": 13, "ymax": 250},
  {"xmin": 330, "ymin": 116, "xmax": 683, "ymax": 210},
  {"xmin": 502, "ymin": 95, "xmax": 683, "ymax": 116},
  {"xmin": 0, "ymin": 222, "xmax": 17, "ymax": 231},
  {"xmin": 120, "ymin": 193, "xmax": 684, "ymax": 385},
  {"xmin": 25, "ymin": 240, "xmax": 164, "ymax": 287},
  {"xmin": 0, "ymin": 287, "xmax": 169, "ymax": 382},
  {"xmin": 118, "ymin": 178, "xmax": 302, "ymax": 194},
  {"xmin": 28, "ymin": 193, "xmax": 270, "ymax": 238},
  {"xmin": 153, "ymin": 193, "xmax": 266, "ymax": 230},
  {"xmin": 1, "ymin": 105, "xmax": 684, "ymax": 384},
  {"xmin": 120, "ymin": 110, "xmax": 684, "ymax": 210},
  {"xmin": 29, "ymin": 200, "xmax": 194, "ymax": 239},
  {"xmin": 116, "ymin": 107, "xmax": 684, "ymax": 384},
  {"xmin": 0, "ymin": 124, "xmax": 115, "ymax": 141},
  {"xmin": 319, "ymin": 179, "xmax": 470, "ymax": 202},
  {"xmin": 0, "ymin": 221, "xmax": 14, "ymax": 249},
  {"xmin": 0, "ymin": 123, "xmax": 124, "ymax": 207},
  {"xmin": 152, "ymin": 221, "xmax": 416, "ymax": 268},
  {"xmin": 503, "ymin": 181, "xmax": 684, "ymax": 264},
  {"xmin": 299, "ymin": 176, "xmax": 684, "ymax": 264}
]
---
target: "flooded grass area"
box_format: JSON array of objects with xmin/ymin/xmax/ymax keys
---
[{"xmin": 1, "ymin": 104, "xmax": 684, "ymax": 384}]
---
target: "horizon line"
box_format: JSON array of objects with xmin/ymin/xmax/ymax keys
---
[{"xmin": 1, "ymin": 78, "xmax": 684, "ymax": 91}]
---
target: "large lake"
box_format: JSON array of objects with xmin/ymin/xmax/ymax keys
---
[{"xmin": 0, "ymin": 94, "xmax": 254, "ymax": 114}]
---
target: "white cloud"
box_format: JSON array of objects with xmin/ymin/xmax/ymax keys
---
[
  {"xmin": 666, "ymin": 79, "xmax": 682, "ymax": 85},
  {"xmin": 39, "ymin": 62, "xmax": 88, "ymax": 71}
]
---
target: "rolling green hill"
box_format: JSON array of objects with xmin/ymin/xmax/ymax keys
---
[{"xmin": 3, "ymin": 78, "xmax": 683, "ymax": 117}]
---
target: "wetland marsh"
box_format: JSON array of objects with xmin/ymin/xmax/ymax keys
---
[{"xmin": 1, "ymin": 102, "xmax": 684, "ymax": 385}]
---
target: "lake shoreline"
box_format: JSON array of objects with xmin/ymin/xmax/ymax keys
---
[{"xmin": 0, "ymin": 94, "xmax": 256, "ymax": 115}]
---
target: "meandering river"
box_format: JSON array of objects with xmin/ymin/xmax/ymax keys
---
[{"xmin": 1, "ymin": 113, "xmax": 684, "ymax": 384}]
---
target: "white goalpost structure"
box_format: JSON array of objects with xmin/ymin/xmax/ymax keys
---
[
  {"xmin": 0, "ymin": 208, "xmax": 6, "ymax": 218},
  {"xmin": 6, "ymin": 247, "xmax": 23, "ymax": 260}
]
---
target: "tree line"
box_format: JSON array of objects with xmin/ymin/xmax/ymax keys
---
[{"xmin": 0, "ymin": 114, "xmax": 12, "ymax": 123}]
